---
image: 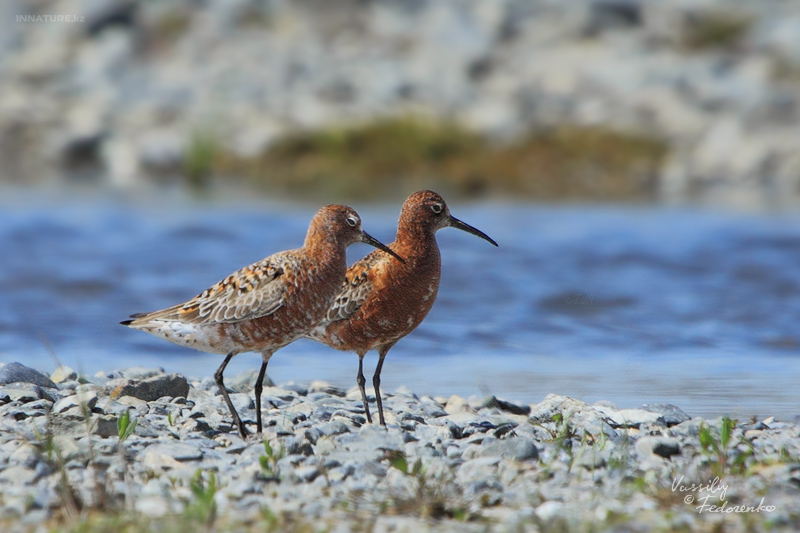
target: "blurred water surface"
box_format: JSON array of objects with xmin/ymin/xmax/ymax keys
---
[{"xmin": 2, "ymin": 190, "xmax": 799, "ymax": 420}]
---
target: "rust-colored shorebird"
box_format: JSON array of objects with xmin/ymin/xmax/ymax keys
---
[
  {"xmin": 307, "ymin": 191, "xmax": 497, "ymax": 425},
  {"xmin": 121, "ymin": 205, "xmax": 401, "ymax": 438}
]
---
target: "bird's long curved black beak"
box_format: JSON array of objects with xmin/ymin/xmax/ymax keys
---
[
  {"xmin": 361, "ymin": 231, "xmax": 405, "ymax": 263},
  {"xmin": 448, "ymin": 216, "xmax": 498, "ymax": 246}
]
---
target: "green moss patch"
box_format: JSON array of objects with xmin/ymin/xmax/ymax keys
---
[{"xmin": 207, "ymin": 117, "xmax": 668, "ymax": 202}]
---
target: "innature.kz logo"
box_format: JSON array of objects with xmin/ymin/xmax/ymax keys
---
[{"xmin": 17, "ymin": 15, "xmax": 86, "ymax": 23}]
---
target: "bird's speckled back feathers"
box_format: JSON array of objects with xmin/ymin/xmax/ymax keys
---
[{"xmin": 131, "ymin": 253, "xmax": 290, "ymax": 326}]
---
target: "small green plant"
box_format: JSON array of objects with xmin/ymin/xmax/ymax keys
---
[
  {"xmin": 154, "ymin": 9, "xmax": 191, "ymax": 44},
  {"xmin": 778, "ymin": 446, "xmax": 796, "ymax": 463},
  {"xmin": 117, "ymin": 409, "xmax": 137, "ymax": 443},
  {"xmin": 33, "ymin": 414, "xmax": 81, "ymax": 521},
  {"xmin": 167, "ymin": 409, "xmax": 178, "ymax": 427},
  {"xmin": 535, "ymin": 413, "xmax": 582, "ymax": 464},
  {"xmin": 698, "ymin": 417, "xmax": 753, "ymax": 476},
  {"xmin": 606, "ymin": 429, "xmax": 634, "ymax": 472},
  {"xmin": 183, "ymin": 128, "xmax": 221, "ymax": 187},
  {"xmin": 259, "ymin": 439, "xmax": 285, "ymax": 478},
  {"xmin": 682, "ymin": 11, "xmax": 752, "ymax": 51},
  {"xmin": 258, "ymin": 506, "xmax": 280, "ymax": 530},
  {"xmin": 550, "ymin": 413, "xmax": 582, "ymax": 442},
  {"xmin": 384, "ymin": 451, "xmax": 469, "ymax": 520},
  {"xmin": 387, "ymin": 451, "xmax": 424, "ymax": 479},
  {"xmin": 184, "ymin": 470, "xmax": 218, "ymax": 526}
]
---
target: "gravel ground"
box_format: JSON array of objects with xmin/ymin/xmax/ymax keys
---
[{"xmin": 0, "ymin": 362, "xmax": 797, "ymax": 532}]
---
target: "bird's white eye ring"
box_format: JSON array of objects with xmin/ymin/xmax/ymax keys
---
[
  {"xmin": 346, "ymin": 215, "xmax": 358, "ymax": 227},
  {"xmin": 431, "ymin": 203, "xmax": 443, "ymax": 214}
]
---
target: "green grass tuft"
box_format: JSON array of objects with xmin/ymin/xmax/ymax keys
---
[
  {"xmin": 213, "ymin": 116, "xmax": 668, "ymax": 202},
  {"xmin": 682, "ymin": 11, "xmax": 752, "ymax": 51}
]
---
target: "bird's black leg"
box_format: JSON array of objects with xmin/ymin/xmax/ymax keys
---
[
  {"xmin": 373, "ymin": 347, "xmax": 391, "ymax": 426},
  {"xmin": 254, "ymin": 352, "xmax": 273, "ymax": 435},
  {"xmin": 214, "ymin": 351, "xmax": 249, "ymax": 438},
  {"xmin": 357, "ymin": 353, "xmax": 372, "ymax": 423}
]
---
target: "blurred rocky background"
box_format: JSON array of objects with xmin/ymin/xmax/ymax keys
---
[{"xmin": 2, "ymin": 0, "xmax": 800, "ymax": 206}]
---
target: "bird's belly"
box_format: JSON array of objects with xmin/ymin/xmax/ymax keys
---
[
  {"xmin": 137, "ymin": 320, "xmax": 233, "ymax": 355},
  {"xmin": 328, "ymin": 305, "xmax": 427, "ymax": 353},
  {"xmin": 138, "ymin": 313, "xmax": 315, "ymax": 355}
]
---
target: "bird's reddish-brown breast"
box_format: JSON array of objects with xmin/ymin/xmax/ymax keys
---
[{"xmin": 322, "ymin": 225, "xmax": 442, "ymax": 354}]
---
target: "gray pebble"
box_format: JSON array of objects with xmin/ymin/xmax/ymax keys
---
[
  {"xmin": 13, "ymin": 399, "xmax": 53, "ymax": 418},
  {"xmin": 480, "ymin": 396, "xmax": 532, "ymax": 416},
  {"xmin": 110, "ymin": 373, "xmax": 189, "ymax": 402},
  {"xmin": 479, "ymin": 437, "xmax": 539, "ymax": 461},
  {"xmin": 9, "ymin": 444, "xmax": 41, "ymax": 469},
  {"xmin": 50, "ymin": 366, "xmax": 77, "ymax": 384},
  {"xmin": 282, "ymin": 383, "xmax": 309, "ymax": 396},
  {"xmin": 635, "ymin": 437, "xmax": 681, "ymax": 460},
  {"xmin": 113, "ymin": 367, "xmax": 165, "ymax": 380},
  {"xmin": 147, "ymin": 442, "xmax": 204, "ymax": 462},
  {"xmin": 229, "ymin": 393, "xmax": 255, "ymax": 413},
  {"xmin": 226, "ymin": 368, "xmax": 275, "ymax": 394},
  {"xmin": 317, "ymin": 420, "xmax": 350, "ymax": 437},
  {"xmin": 642, "ymin": 404, "xmax": 691, "ymax": 427},
  {"xmin": 93, "ymin": 415, "xmax": 120, "ymax": 438},
  {"xmin": 57, "ymin": 380, "xmax": 81, "ymax": 391},
  {"xmin": 2, "ymin": 384, "xmax": 46, "ymax": 403},
  {"xmin": 308, "ymin": 381, "xmax": 346, "ymax": 397},
  {"xmin": 53, "ymin": 391, "xmax": 98, "ymax": 414},
  {"xmin": 0, "ymin": 363, "xmax": 57, "ymax": 389},
  {"xmin": 573, "ymin": 448, "xmax": 608, "ymax": 470},
  {"xmin": 284, "ymin": 437, "xmax": 314, "ymax": 456},
  {"xmin": 293, "ymin": 465, "xmax": 320, "ymax": 483}
]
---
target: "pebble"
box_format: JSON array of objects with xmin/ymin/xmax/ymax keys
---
[
  {"xmin": 0, "ymin": 466, "xmax": 37, "ymax": 486},
  {"xmin": 594, "ymin": 406, "xmax": 664, "ymax": 428},
  {"xmin": 641, "ymin": 404, "xmax": 692, "ymax": 427},
  {"xmin": 0, "ymin": 365, "xmax": 793, "ymax": 531},
  {"xmin": 9, "ymin": 444, "xmax": 41, "ymax": 469},
  {"xmin": 226, "ymin": 369, "xmax": 275, "ymax": 394},
  {"xmin": 50, "ymin": 366, "xmax": 78, "ymax": 384},
  {"xmin": 3, "ymin": 384, "xmax": 45, "ymax": 403},
  {"xmin": 444, "ymin": 395, "xmax": 472, "ymax": 414},
  {"xmin": 0, "ymin": 363, "xmax": 57, "ymax": 389},
  {"xmin": 52, "ymin": 391, "xmax": 98, "ymax": 414},
  {"xmin": 635, "ymin": 437, "xmax": 681, "ymax": 460},
  {"xmin": 479, "ymin": 437, "xmax": 539, "ymax": 461},
  {"xmin": 109, "ymin": 373, "xmax": 189, "ymax": 402}
]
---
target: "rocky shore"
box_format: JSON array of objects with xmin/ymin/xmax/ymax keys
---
[
  {"xmin": 0, "ymin": 362, "xmax": 797, "ymax": 531},
  {"xmin": 4, "ymin": 0, "xmax": 800, "ymax": 205}
]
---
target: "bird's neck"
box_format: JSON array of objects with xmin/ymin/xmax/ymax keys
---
[
  {"xmin": 394, "ymin": 223, "xmax": 440, "ymax": 264},
  {"xmin": 304, "ymin": 226, "xmax": 347, "ymax": 262}
]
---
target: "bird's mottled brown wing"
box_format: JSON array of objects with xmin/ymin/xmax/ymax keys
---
[
  {"xmin": 320, "ymin": 249, "xmax": 386, "ymax": 324},
  {"xmin": 132, "ymin": 253, "xmax": 294, "ymax": 325}
]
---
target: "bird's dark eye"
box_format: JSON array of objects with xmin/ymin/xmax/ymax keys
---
[
  {"xmin": 431, "ymin": 203, "xmax": 443, "ymax": 214},
  {"xmin": 346, "ymin": 216, "xmax": 358, "ymax": 227}
]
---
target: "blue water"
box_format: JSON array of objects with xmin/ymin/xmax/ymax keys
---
[{"xmin": 2, "ymin": 190, "xmax": 799, "ymax": 420}]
